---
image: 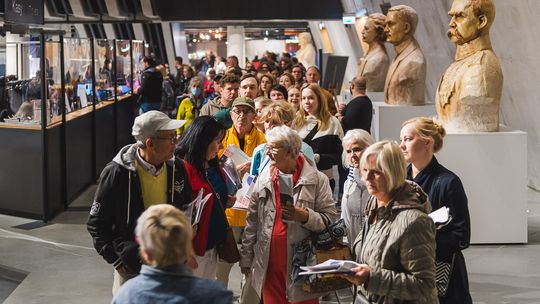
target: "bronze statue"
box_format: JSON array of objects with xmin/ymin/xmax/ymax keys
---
[
  {"xmin": 383, "ymin": 5, "xmax": 427, "ymax": 105},
  {"xmin": 358, "ymin": 13, "xmax": 389, "ymax": 92},
  {"xmin": 436, "ymin": 0, "xmax": 503, "ymax": 132}
]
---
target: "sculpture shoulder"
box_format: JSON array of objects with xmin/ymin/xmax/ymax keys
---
[{"xmin": 460, "ymin": 50, "xmax": 503, "ymax": 89}]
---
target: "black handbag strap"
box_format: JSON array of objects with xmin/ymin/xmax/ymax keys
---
[{"xmin": 302, "ymin": 122, "xmax": 319, "ymax": 144}]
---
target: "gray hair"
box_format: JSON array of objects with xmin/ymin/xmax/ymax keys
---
[
  {"xmin": 265, "ymin": 125, "xmax": 302, "ymax": 157},
  {"xmin": 359, "ymin": 140, "xmax": 406, "ymax": 193},
  {"xmin": 342, "ymin": 129, "xmax": 374, "ymax": 167}
]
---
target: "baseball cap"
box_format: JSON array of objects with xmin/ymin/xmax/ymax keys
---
[
  {"xmin": 231, "ymin": 97, "xmax": 255, "ymax": 112},
  {"xmin": 132, "ymin": 111, "xmax": 186, "ymax": 142}
]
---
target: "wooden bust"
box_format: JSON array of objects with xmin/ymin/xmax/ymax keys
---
[
  {"xmin": 436, "ymin": 0, "xmax": 503, "ymax": 132},
  {"xmin": 358, "ymin": 13, "xmax": 390, "ymax": 92},
  {"xmin": 383, "ymin": 5, "xmax": 426, "ymax": 106}
]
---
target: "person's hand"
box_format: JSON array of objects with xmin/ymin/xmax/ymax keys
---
[
  {"xmin": 236, "ymin": 161, "xmax": 251, "ymax": 177},
  {"xmin": 186, "ymin": 256, "xmax": 198, "ymax": 270},
  {"xmin": 282, "ymin": 205, "xmax": 309, "ymax": 223},
  {"xmin": 241, "ymin": 267, "xmax": 251, "ymax": 276},
  {"xmin": 226, "ymin": 195, "xmax": 237, "ymax": 208},
  {"xmin": 337, "ymin": 264, "xmax": 371, "ymax": 285},
  {"xmin": 338, "ymin": 103, "xmax": 346, "ymax": 114},
  {"xmin": 116, "ymin": 264, "xmax": 133, "ymax": 275}
]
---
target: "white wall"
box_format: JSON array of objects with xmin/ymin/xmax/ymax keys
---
[
  {"xmin": 245, "ymin": 40, "xmax": 286, "ymax": 61},
  {"xmin": 358, "ymin": 0, "xmax": 540, "ymax": 189}
]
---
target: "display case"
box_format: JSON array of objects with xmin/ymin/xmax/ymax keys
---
[
  {"xmin": 62, "ymin": 37, "xmax": 95, "ymax": 202},
  {"xmin": 0, "ymin": 33, "xmax": 144, "ymax": 221},
  {"xmin": 114, "ymin": 39, "xmax": 136, "ymax": 148},
  {"xmin": 94, "ymin": 39, "xmax": 116, "ymax": 176},
  {"xmin": 0, "ymin": 32, "xmax": 64, "ymax": 220}
]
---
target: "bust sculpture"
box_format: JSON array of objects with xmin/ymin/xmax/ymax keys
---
[
  {"xmin": 436, "ymin": 0, "xmax": 503, "ymax": 132},
  {"xmin": 383, "ymin": 5, "xmax": 426, "ymax": 105},
  {"xmin": 358, "ymin": 13, "xmax": 390, "ymax": 92},
  {"xmin": 296, "ymin": 32, "xmax": 316, "ymax": 69}
]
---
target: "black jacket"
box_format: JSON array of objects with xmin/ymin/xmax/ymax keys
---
[
  {"xmin": 138, "ymin": 67, "xmax": 163, "ymax": 103},
  {"xmin": 87, "ymin": 144, "xmax": 192, "ymax": 273},
  {"xmin": 408, "ymin": 157, "xmax": 472, "ymax": 304}
]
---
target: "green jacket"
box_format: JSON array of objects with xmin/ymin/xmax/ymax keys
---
[{"xmin": 353, "ymin": 181, "xmax": 438, "ymax": 304}]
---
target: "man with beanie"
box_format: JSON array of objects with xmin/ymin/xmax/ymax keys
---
[{"xmin": 87, "ymin": 111, "xmax": 192, "ymax": 295}]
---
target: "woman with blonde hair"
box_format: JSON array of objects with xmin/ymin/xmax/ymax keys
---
[
  {"xmin": 112, "ymin": 204, "xmax": 233, "ymax": 304},
  {"xmin": 400, "ymin": 117, "xmax": 472, "ymax": 303},
  {"xmin": 340, "ymin": 140, "xmax": 437, "ymax": 304},
  {"xmin": 293, "ymin": 83, "xmax": 343, "ymax": 190},
  {"xmin": 287, "ymin": 85, "xmax": 301, "ymax": 112}
]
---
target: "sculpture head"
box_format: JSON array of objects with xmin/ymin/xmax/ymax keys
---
[
  {"xmin": 384, "ymin": 5, "xmax": 418, "ymax": 45},
  {"xmin": 298, "ymin": 32, "xmax": 312, "ymax": 46},
  {"xmin": 363, "ymin": 13, "xmax": 387, "ymax": 44},
  {"xmin": 448, "ymin": 0, "xmax": 495, "ymax": 45}
]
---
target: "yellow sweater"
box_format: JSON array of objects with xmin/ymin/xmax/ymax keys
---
[
  {"xmin": 136, "ymin": 163, "xmax": 167, "ymax": 209},
  {"xmin": 176, "ymin": 97, "xmax": 196, "ymax": 135},
  {"xmin": 219, "ymin": 126, "xmax": 266, "ymax": 227}
]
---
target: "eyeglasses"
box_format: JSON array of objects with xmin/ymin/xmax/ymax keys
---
[
  {"xmin": 231, "ymin": 108, "xmax": 254, "ymax": 116},
  {"xmin": 151, "ymin": 135, "xmax": 180, "ymax": 144}
]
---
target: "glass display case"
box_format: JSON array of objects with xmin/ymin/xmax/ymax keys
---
[
  {"xmin": 63, "ymin": 38, "xmax": 93, "ymax": 113},
  {"xmin": 115, "ymin": 39, "xmax": 132, "ymax": 98},
  {"xmin": 2, "ymin": 34, "xmax": 62, "ymax": 128},
  {"xmin": 94, "ymin": 39, "xmax": 115, "ymax": 104}
]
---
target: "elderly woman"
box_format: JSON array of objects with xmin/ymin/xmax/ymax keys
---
[
  {"xmin": 112, "ymin": 204, "xmax": 233, "ymax": 304},
  {"xmin": 340, "ymin": 129, "xmax": 374, "ymax": 247},
  {"xmin": 240, "ymin": 126, "xmax": 337, "ymax": 304},
  {"xmin": 250, "ymin": 101, "xmax": 315, "ymax": 176},
  {"xmin": 176, "ymin": 77, "xmax": 203, "ymax": 135},
  {"xmin": 293, "ymin": 83, "xmax": 344, "ymax": 191},
  {"xmin": 341, "ymin": 140, "xmax": 437, "ymax": 304},
  {"xmin": 400, "ymin": 117, "xmax": 472, "ymax": 304}
]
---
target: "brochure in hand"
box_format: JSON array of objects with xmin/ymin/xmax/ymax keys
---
[
  {"xmin": 299, "ymin": 259, "xmax": 361, "ymax": 275},
  {"xmin": 222, "ymin": 144, "xmax": 250, "ymax": 167},
  {"xmin": 429, "ymin": 206, "xmax": 452, "ymax": 229},
  {"xmin": 232, "ymin": 174, "xmax": 257, "ymax": 211},
  {"xmin": 221, "ymin": 157, "xmax": 243, "ymax": 196}
]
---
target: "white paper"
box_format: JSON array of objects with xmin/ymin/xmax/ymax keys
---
[
  {"xmin": 299, "ymin": 259, "xmax": 361, "ymax": 275},
  {"xmin": 232, "ymin": 175, "xmax": 256, "ymax": 210},
  {"xmin": 222, "ymin": 144, "xmax": 251, "ymax": 166},
  {"xmin": 183, "ymin": 189, "xmax": 204, "ymax": 224},
  {"xmin": 79, "ymin": 87, "xmax": 88, "ymax": 108},
  {"xmin": 429, "ymin": 206, "xmax": 450, "ymax": 224}
]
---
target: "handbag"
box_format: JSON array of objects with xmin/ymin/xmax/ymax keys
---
[
  {"xmin": 435, "ymin": 253, "xmax": 455, "ymax": 296},
  {"xmin": 292, "ymin": 216, "xmax": 353, "ymax": 293},
  {"xmin": 216, "ymin": 227, "xmax": 240, "ymax": 263}
]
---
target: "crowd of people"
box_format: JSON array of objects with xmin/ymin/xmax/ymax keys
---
[{"xmin": 88, "ymin": 49, "xmax": 472, "ymax": 304}]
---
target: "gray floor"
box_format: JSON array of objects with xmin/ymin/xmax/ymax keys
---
[{"xmin": 1, "ymin": 186, "xmax": 539, "ymax": 304}]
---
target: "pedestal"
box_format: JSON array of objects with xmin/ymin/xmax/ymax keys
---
[
  {"xmin": 436, "ymin": 128, "xmax": 527, "ymax": 244},
  {"xmin": 371, "ymin": 102, "xmax": 436, "ymax": 141}
]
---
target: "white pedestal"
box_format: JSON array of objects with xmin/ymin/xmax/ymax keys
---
[
  {"xmin": 371, "ymin": 102, "xmax": 436, "ymax": 141},
  {"xmin": 437, "ymin": 128, "xmax": 528, "ymax": 244}
]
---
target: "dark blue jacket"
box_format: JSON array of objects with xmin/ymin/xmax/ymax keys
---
[
  {"xmin": 408, "ymin": 156, "xmax": 472, "ymax": 304},
  {"xmin": 112, "ymin": 264, "xmax": 233, "ymax": 304}
]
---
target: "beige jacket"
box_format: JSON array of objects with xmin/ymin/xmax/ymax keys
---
[{"xmin": 239, "ymin": 157, "xmax": 337, "ymax": 302}]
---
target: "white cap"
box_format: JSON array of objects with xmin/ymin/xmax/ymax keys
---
[{"xmin": 132, "ymin": 111, "xmax": 186, "ymax": 142}]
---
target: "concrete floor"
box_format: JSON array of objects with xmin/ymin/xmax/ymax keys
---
[{"xmin": 1, "ymin": 186, "xmax": 539, "ymax": 304}]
